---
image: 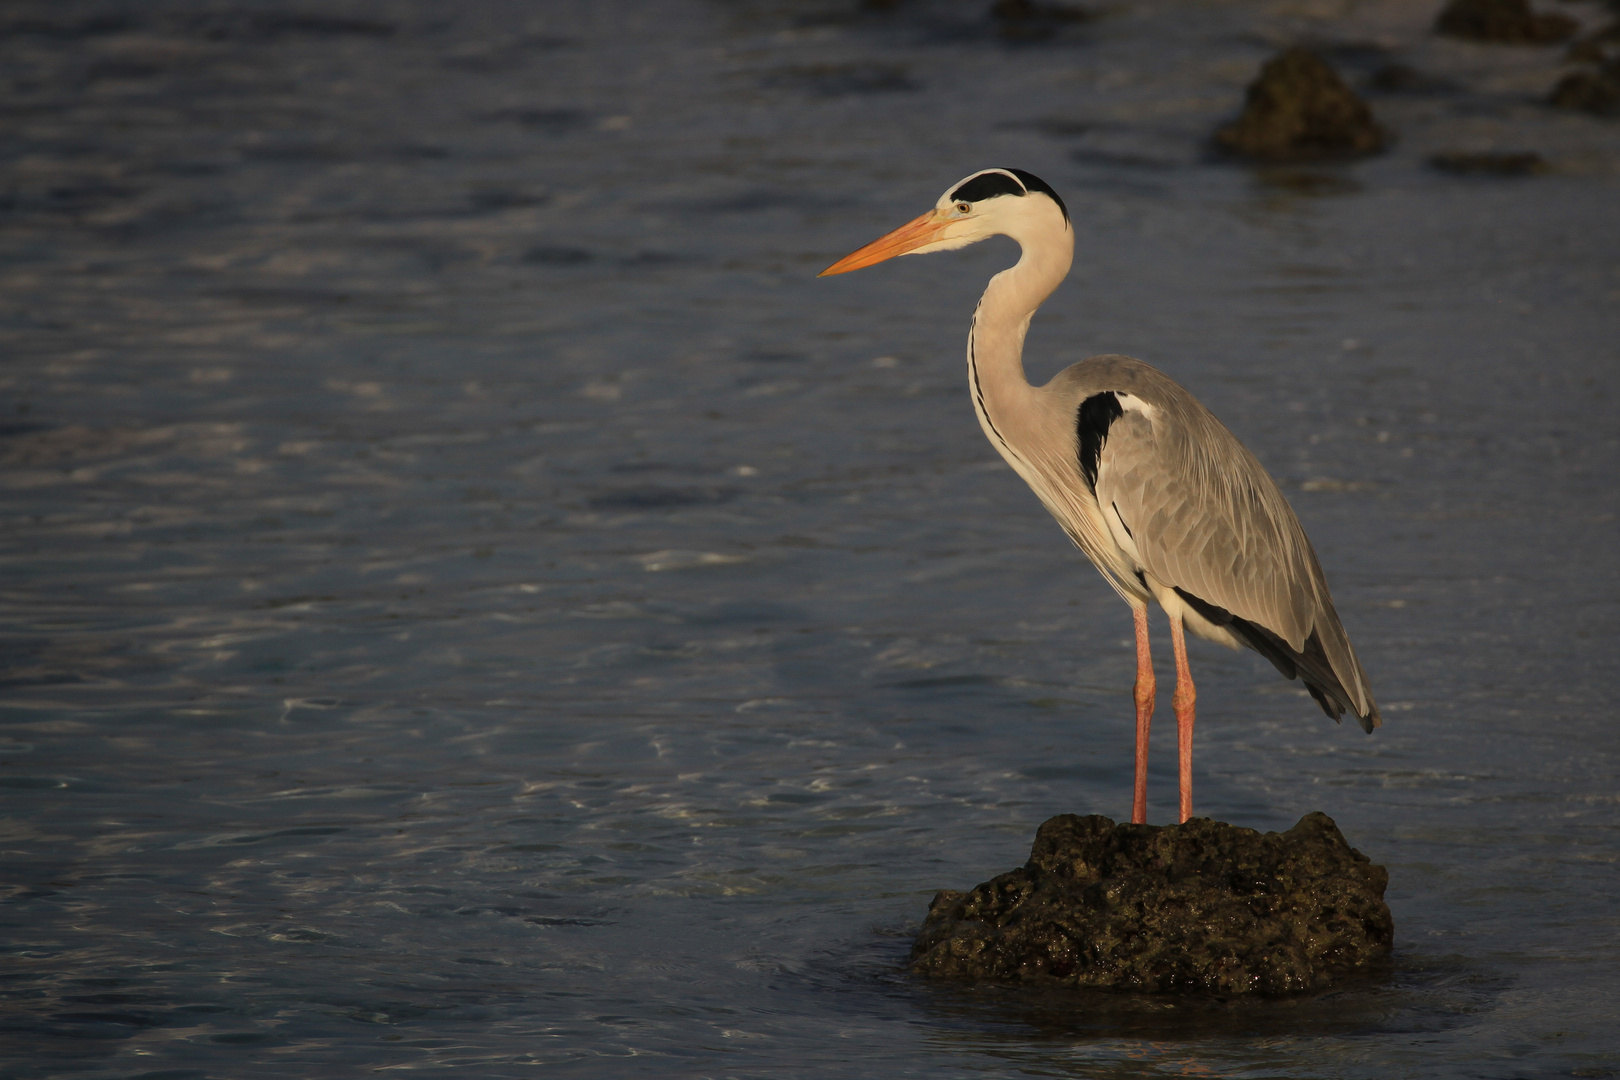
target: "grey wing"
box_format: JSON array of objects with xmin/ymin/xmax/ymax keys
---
[{"xmin": 1094, "ymin": 403, "xmax": 1381, "ymax": 731}]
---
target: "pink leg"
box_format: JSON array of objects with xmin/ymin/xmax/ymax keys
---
[
  {"xmin": 1169, "ymin": 614, "xmax": 1196, "ymax": 823},
  {"xmin": 1132, "ymin": 604, "xmax": 1154, "ymax": 825}
]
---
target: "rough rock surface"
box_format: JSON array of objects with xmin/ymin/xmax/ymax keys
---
[
  {"xmin": 1549, "ymin": 59, "xmax": 1620, "ymax": 114},
  {"xmin": 1430, "ymin": 150, "xmax": 1551, "ymax": 174},
  {"xmin": 911, "ymin": 812, "xmax": 1393, "ymax": 996},
  {"xmin": 1435, "ymin": 0, "xmax": 1577, "ymax": 44},
  {"xmin": 1215, "ymin": 48, "xmax": 1387, "ymax": 161},
  {"xmin": 1565, "ymin": 19, "xmax": 1620, "ymax": 68}
]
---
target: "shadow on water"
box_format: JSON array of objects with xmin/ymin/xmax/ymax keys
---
[
  {"xmin": 809, "ymin": 927, "xmax": 1507, "ymax": 1046},
  {"xmin": 816, "ymin": 933, "xmax": 1509, "ymax": 1060},
  {"xmin": 907, "ymin": 957, "xmax": 1502, "ymax": 1043}
]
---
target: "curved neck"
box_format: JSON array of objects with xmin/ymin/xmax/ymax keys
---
[{"xmin": 967, "ymin": 231, "xmax": 1073, "ymax": 452}]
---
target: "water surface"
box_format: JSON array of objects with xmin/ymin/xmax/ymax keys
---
[{"xmin": 2, "ymin": 1, "xmax": 1617, "ymax": 1077}]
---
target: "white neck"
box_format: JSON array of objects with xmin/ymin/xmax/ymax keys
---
[{"xmin": 966, "ymin": 216, "xmax": 1074, "ymax": 460}]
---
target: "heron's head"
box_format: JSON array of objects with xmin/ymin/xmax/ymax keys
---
[{"xmin": 819, "ymin": 168, "xmax": 1070, "ymax": 277}]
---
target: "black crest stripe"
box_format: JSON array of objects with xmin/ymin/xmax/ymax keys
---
[
  {"xmin": 1077, "ymin": 391, "xmax": 1123, "ymax": 491},
  {"xmin": 950, "ymin": 170, "xmax": 1025, "ymax": 204},
  {"xmin": 1007, "ymin": 168, "xmax": 1069, "ymax": 224},
  {"xmin": 968, "ymin": 314, "xmax": 1010, "ymax": 452}
]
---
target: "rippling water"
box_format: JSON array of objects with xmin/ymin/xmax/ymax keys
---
[{"xmin": 2, "ymin": 1, "xmax": 1617, "ymax": 1076}]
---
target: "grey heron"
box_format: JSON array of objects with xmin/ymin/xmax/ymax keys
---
[{"xmin": 820, "ymin": 168, "xmax": 1380, "ymax": 824}]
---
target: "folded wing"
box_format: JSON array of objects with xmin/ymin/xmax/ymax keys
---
[{"xmin": 1091, "ymin": 389, "xmax": 1380, "ymax": 730}]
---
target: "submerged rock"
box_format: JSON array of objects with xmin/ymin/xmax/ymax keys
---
[
  {"xmin": 1367, "ymin": 62, "xmax": 1456, "ymax": 93},
  {"xmin": 1549, "ymin": 60, "xmax": 1620, "ymax": 113},
  {"xmin": 1215, "ymin": 48, "xmax": 1388, "ymax": 161},
  {"xmin": 1565, "ymin": 19, "xmax": 1620, "ymax": 67},
  {"xmin": 1434, "ymin": 0, "xmax": 1578, "ymax": 44},
  {"xmin": 1430, "ymin": 150, "xmax": 1551, "ymax": 174},
  {"xmin": 911, "ymin": 811, "xmax": 1392, "ymax": 996},
  {"xmin": 989, "ymin": 0, "xmax": 1091, "ymax": 41}
]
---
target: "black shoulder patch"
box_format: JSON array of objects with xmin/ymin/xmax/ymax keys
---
[
  {"xmin": 950, "ymin": 170, "xmax": 1026, "ymax": 204},
  {"xmin": 1007, "ymin": 168, "xmax": 1069, "ymax": 224},
  {"xmin": 1077, "ymin": 391, "xmax": 1123, "ymax": 491}
]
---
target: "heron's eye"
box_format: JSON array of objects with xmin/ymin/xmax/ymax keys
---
[{"xmin": 954, "ymin": 201, "xmax": 972, "ymax": 215}]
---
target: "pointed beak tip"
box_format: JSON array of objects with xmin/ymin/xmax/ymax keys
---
[{"xmin": 818, "ymin": 211, "xmax": 944, "ymax": 281}]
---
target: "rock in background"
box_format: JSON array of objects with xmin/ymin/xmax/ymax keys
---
[
  {"xmin": 1435, "ymin": 0, "xmax": 1579, "ymax": 44},
  {"xmin": 1549, "ymin": 60, "xmax": 1620, "ymax": 112},
  {"xmin": 1215, "ymin": 48, "xmax": 1388, "ymax": 160},
  {"xmin": 911, "ymin": 812, "xmax": 1393, "ymax": 996},
  {"xmin": 1551, "ymin": 15, "xmax": 1620, "ymax": 114}
]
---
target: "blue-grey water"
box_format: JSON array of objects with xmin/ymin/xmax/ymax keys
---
[{"xmin": 2, "ymin": 1, "xmax": 1617, "ymax": 1077}]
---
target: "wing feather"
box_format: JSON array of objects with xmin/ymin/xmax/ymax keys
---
[{"xmin": 1086, "ymin": 374, "xmax": 1379, "ymax": 729}]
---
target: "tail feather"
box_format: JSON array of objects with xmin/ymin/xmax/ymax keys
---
[{"xmin": 1172, "ymin": 586, "xmax": 1379, "ymax": 732}]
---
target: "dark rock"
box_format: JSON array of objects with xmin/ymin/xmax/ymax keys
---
[
  {"xmin": 1368, "ymin": 62, "xmax": 1455, "ymax": 93},
  {"xmin": 911, "ymin": 811, "xmax": 1393, "ymax": 996},
  {"xmin": 522, "ymin": 245, "xmax": 592, "ymax": 265},
  {"xmin": 1564, "ymin": 19, "xmax": 1620, "ymax": 66},
  {"xmin": 1551, "ymin": 17, "xmax": 1620, "ymax": 111},
  {"xmin": 1565, "ymin": 36, "xmax": 1607, "ymax": 64},
  {"xmin": 1215, "ymin": 48, "xmax": 1388, "ymax": 161},
  {"xmin": 1255, "ymin": 169, "xmax": 1363, "ymax": 196},
  {"xmin": 1435, "ymin": 0, "xmax": 1578, "ymax": 43},
  {"xmin": 762, "ymin": 62, "xmax": 918, "ymax": 96},
  {"xmin": 1430, "ymin": 150, "xmax": 1551, "ymax": 173},
  {"xmin": 182, "ymin": 12, "xmax": 396, "ymax": 42},
  {"xmin": 0, "ymin": 13, "xmax": 136, "ymax": 39},
  {"xmin": 990, "ymin": 0, "xmax": 1091, "ymax": 41},
  {"xmin": 1548, "ymin": 66, "xmax": 1620, "ymax": 110}
]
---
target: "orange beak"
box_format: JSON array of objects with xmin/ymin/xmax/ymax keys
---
[{"xmin": 818, "ymin": 211, "xmax": 948, "ymax": 277}]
